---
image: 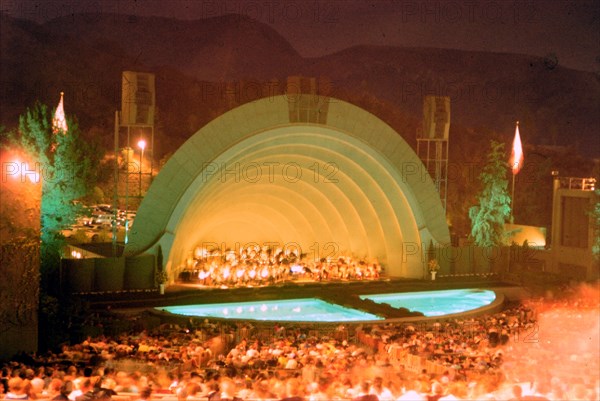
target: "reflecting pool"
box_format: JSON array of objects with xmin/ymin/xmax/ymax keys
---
[
  {"xmin": 157, "ymin": 298, "xmax": 384, "ymax": 322},
  {"xmin": 360, "ymin": 288, "xmax": 496, "ymax": 317}
]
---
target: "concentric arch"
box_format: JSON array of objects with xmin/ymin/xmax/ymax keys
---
[{"xmin": 124, "ymin": 95, "xmax": 450, "ymax": 280}]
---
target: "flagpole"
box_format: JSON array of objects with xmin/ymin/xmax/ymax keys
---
[
  {"xmin": 112, "ymin": 111, "xmax": 119, "ymax": 257},
  {"xmin": 511, "ymin": 173, "xmax": 515, "ymax": 223}
]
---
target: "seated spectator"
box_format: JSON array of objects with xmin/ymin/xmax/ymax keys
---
[
  {"xmin": 352, "ymin": 381, "xmax": 378, "ymax": 401},
  {"xmin": 396, "ymin": 381, "xmax": 426, "ymax": 401},
  {"xmin": 427, "ymin": 382, "xmax": 445, "ymax": 401},
  {"xmin": 369, "ymin": 377, "xmax": 393, "ymax": 401},
  {"xmin": 280, "ymin": 377, "xmax": 306, "ymax": 401},
  {"xmin": 217, "ymin": 377, "xmax": 242, "ymax": 401},
  {"xmin": 47, "ymin": 379, "xmax": 68, "ymax": 401},
  {"xmin": 6, "ymin": 378, "xmax": 29, "ymax": 400},
  {"xmin": 138, "ymin": 387, "xmax": 152, "ymax": 401},
  {"xmin": 74, "ymin": 379, "xmax": 95, "ymax": 401}
]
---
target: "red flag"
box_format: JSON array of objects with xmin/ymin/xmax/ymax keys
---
[
  {"xmin": 509, "ymin": 121, "xmax": 524, "ymax": 175},
  {"xmin": 52, "ymin": 92, "xmax": 68, "ymax": 134}
]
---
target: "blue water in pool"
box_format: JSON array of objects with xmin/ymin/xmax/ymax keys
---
[
  {"xmin": 157, "ymin": 298, "xmax": 383, "ymax": 322},
  {"xmin": 360, "ymin": 289, "xmax": 496, "ymax": 317}
]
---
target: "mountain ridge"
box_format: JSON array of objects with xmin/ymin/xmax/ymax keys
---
[
  {"xmin": 2, "ymin": 12, "xmax": 597, "ymax": 156},
  {"xmin": 1, "ymin": 12, "xmax": 598, "ymax": 234}
]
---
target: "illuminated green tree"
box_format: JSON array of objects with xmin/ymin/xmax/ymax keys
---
[
  {"xmin": 468, "ymin": 140, "xmax": 511, "ymax": 247},
  {"xmin": 15, "ymin": 103, "xmax": 100, "ymax": 293}
]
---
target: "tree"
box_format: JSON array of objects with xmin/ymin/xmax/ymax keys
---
[
  {"xmin": 155, "ymin": 246, "xmax": 167, "ymax": 286},
  {"xmin": 15, "ymin": 103, "xmax": 100, "ymax": 293},
  {"xmin": 85, "ymin": 186, "xmax": 104, "ymax": 204},
  {"xmin": 468, "ymin": 140, "xmax": 511, "ymax": 247}
]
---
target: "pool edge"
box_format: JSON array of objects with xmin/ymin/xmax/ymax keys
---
[{"xmin": 149, "ymin": 290, "xmax": 505, "ymax": 325}]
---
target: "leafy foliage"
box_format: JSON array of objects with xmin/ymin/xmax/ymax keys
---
[
  {"xmin": 155, "ymin": 269, "xmax": 168, "ymax": 285},
  {"xmin": 468, "ymin": 140, "xmax": 511, "ymax": 247},
  {"xmin": 14, "ymin": 103, "xmax": 100, "ymax": 293},
  {"xmin": 155, "ymin": 246, "xmax": 167, "ymax": 285},
  {"xmin": 428, "ymin": 259, "xmax": 440, "ymax": 272}
]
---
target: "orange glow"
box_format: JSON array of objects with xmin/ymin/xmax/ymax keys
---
[
  {"xmin": 1, "ymin": 150, "xmax": 42, "ymax": 184},
  {"xmin": 0, "ymin": 147, "xmax": 42, "ymax": 242},
  {"xmin": 503, "ymin": 284, "xmax": 599, "ymax": 398},
  {"xmin": 504, "ymin": 223, "xmax": 546, "ymax": 247}
]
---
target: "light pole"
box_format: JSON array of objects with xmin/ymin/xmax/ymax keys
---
[{"xmin": 137, "ymin": 138, "xmax": 146, "ymax": 197}]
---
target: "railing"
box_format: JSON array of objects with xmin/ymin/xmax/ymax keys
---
[{"xmin": 437, "ymin": 272, "xmax": 499, "ymax": 279}]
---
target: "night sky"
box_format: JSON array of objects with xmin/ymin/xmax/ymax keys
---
[{"xmin": 2, "ymin": 0, "xmax": 599, "ymax": 72}]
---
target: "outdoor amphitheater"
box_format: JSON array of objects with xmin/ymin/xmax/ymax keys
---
[{"xmin": 2, "ymin": 92, "xmax": 598, "ymax": 401}]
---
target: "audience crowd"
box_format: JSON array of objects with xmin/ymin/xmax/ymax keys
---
[{"xmin": 1, "ymin": 286, "xmax": 598, "ymax": 401}]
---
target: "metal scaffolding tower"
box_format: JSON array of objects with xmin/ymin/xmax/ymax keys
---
[
  {"xmin": 112, "ymin": 71, "xmax": 156, "ymax": 252},
  {"xmin": 417, "ymin": 96, "xmax": 450, "ymax": 212}
]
